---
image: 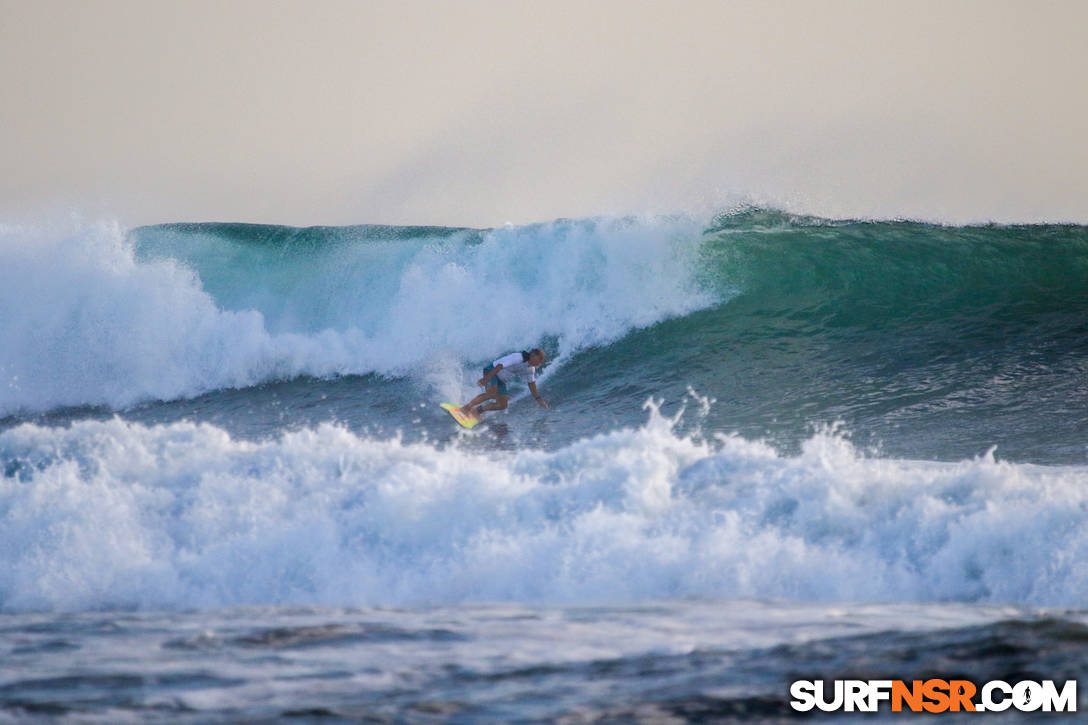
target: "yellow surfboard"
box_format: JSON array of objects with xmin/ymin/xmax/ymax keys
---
[{"xmin": 440, "ymin": 403, "xmax": 481, "ymax": 429}]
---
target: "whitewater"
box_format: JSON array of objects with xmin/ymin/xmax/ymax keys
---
[
  {"xmin": 3, "ymin": 406, "xmax": 1088, "ymax": 614},
  {"xmin": 1, "ymin": 209, "xmax": 1086, "ymax": 721}
]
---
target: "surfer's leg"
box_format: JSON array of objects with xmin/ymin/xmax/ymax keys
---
[
  {"xmin": 460, "ymin": 391, "xmax": 494, "ymax": 414},
  {"xmin": 474, "ymin": 395, "xmax": 509, "ymax": 416},
  {"xmin": 463, "ymin": 374, "xmax": 510, "ymax": 416},
  {"xmin": 462, "ymin": 384, "xmax": 501, "ymax": 415}
]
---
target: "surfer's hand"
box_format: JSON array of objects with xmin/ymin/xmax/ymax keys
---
[
  {"xmin": 477, "ymin": 377, "xmax": 487, "ymax": 387},
  {"xmin": 536, "ymin": 397, "xmax": 549, "ymax": 409}
]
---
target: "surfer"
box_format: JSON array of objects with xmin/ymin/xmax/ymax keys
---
[{"xmin": 460, "ymin": 349, "xmax": 549, "ymax": 418}]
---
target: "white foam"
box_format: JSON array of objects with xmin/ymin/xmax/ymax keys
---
[
  {"xmin": 2, "ymin": 405, "xmax": 1086, "ymax": 612},
  {"xmin": 0, "ymin": 216, "xmax": 715, "ymax": 414}
]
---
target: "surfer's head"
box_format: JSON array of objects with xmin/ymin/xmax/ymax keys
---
[{"xmin": 528, "ymin": 348, "xmax": 546, "ymax": 366}]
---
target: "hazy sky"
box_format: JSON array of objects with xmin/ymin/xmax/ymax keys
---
[{"xmin": 2, "ymin": 0, "xmax": 1085, "ymax": 227}]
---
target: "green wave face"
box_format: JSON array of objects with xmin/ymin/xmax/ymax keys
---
[
  {"xmin": 50, "ymin": 211, "xmax": 1088, "ymax": 462},
  {"xmin": 608, "ymin": 212, "xmax": 1088, "ymax": 461}
]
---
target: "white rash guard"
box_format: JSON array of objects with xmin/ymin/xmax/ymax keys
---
[{"xmin": 492, "ymin": 352, "xmax": 536, "ymax": 383}]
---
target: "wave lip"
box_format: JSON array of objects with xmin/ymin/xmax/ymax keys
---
[{"xmin": 2, "ymin": 406, "xmax": 1087, "ymax": 613}]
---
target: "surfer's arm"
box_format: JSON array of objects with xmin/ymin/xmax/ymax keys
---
[
  {"xmin": 478, "ymin": 364, "xmax": 502, "ymax": 387},
  {"xmin": 529, "ymin": 381, "xmax": 549, "ymax": 408}
]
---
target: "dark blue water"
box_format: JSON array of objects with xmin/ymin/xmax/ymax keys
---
[{"xmin": 3, "ymin": 602, "xmax": 1086, "ymax": 722}]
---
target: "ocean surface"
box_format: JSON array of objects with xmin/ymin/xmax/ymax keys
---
[{"xmin": 1, "ymin": 208, "xmax": 1087, "ymax": 721}]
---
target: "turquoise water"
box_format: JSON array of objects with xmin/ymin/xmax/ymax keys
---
[
  {"xmin": 7, "ymin": 208, "xmax": 1084, "ymax": 461},
  {"xmin": 1, "ymin": 208, "xmax": 1086, "ymax": 720}
]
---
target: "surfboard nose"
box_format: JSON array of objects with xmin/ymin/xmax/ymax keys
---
[{"xmin": 440, "ymin": 402, "xmax": 480, "ymax": 429}]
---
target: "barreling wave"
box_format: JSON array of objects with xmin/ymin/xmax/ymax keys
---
[
  {"xmin": 0, "ymin": 215, "xmax": 714, "ymax": 415},
  {"xmin": 1, "ymin": 208, "xmax": 1085, "ymax": 429},
  {"xmin": 679, "ymin": 208, "xmax": 1088, "ymax": 462},
  {"xmin": 3, "ymin": 208, "xmax": 1087, "ymax": 613},
  {"xmin": 2, "ymin": 404, "xmax": 1087, "ymax": 612}
]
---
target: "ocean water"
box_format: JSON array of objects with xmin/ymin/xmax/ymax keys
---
[{"xmin": 1, "ymin": 208, "xmax": 1087, "ymax": 721}]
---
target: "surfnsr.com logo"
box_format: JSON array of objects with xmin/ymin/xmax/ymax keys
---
[{"xmin": 790, "ymin": 679, "xmax": 1077, "ymax": 713}]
